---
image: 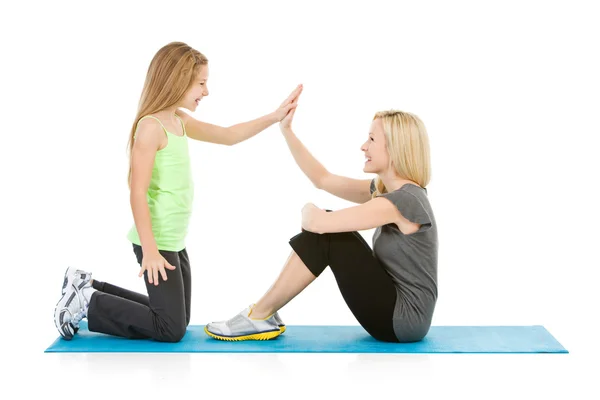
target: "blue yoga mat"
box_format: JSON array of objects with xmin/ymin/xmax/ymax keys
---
[{"xmin": 45, "ymin": 322, "xmax": 567, "ymax": 353}]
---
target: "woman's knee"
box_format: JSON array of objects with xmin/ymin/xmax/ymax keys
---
[
  {"xmin": 156, "ymin": 319, "xmax": 187, "ymax": 342},
  {"xmin": 394, "ymin": 326, "xmax": 430, "ymax": 343}
]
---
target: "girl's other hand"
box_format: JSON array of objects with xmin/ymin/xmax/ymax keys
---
[{"xmin": 138, "ymin": 251, "xmax": 176, "ymax": 286}]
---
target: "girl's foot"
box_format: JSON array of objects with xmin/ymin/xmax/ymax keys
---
[
  {"xmin": 54, "ymin": 280, "xmax": 91, "ymax": 340},
  {"xmin": 62, "ymin": 267, "xmax": 92, "ymax": 295},
  {"xmin": 60, "ymin": 267, "xmax": 93, "ymax": 333}
]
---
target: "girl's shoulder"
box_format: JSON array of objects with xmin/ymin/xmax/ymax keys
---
[
  {"xmin": 134, "ymin": 116, "xmax": 166, "ymax": 143},
  {"xmin": 138, "ymin": 114, "xmax": 163, "ymax": 127}
]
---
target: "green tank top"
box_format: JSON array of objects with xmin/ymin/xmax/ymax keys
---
[{"xmin": 127, "ymin": 114, "xmax": 194, "ymax": 252}]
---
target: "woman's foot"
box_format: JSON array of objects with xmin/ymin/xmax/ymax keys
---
[
  {"xmin": 250, "ymin": 303, "xmax": 286, "ymax": 333},
  {"xmin": 273, "ymin": 312, "xmax": 286, "ymax": 334},
  {"xmin": 205, "ymin": 306, "xmax": 282, "ymax": 341}
]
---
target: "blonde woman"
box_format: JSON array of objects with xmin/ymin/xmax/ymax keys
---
[
  {"xmin": 53, "ymin": 41, "xmax": 301, "ymax": 342},
  {"xmin": 206, "ymin": 87, "xmax": 438, "ymax": 343}
]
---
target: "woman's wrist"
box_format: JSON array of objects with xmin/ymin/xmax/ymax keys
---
[{"xmin": 280, "ymin": 126, "xmax": 293, "ymax": 135}]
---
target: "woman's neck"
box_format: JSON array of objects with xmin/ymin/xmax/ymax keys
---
[{"xmin": 379, "ymin": 170, "xmax": 420, "ymax": 192}]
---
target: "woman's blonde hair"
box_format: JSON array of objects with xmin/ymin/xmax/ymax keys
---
[
  {"xmin": 127, "ymin": 42, "xmax": 208, "ymax": 187},
  {"xmin": 371, "ymin": 110, "xmax": 431, "ymax": 197}
]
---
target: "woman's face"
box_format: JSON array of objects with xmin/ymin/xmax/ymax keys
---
[{"xmin": 361, "ymin": 118, "xmax": 390, "ymax": 174}]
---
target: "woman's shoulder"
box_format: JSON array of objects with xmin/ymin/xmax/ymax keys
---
[
  {"xmin": 399, "ymin": 183, "xmax": 428, "ymax": 196},
  {"xmin": 398, "ymin": 184, "xmax": 432, "ymax": 207},
  {"xmin": 379, "ymin": 182, "xmax": 429, "ymax": 201}
]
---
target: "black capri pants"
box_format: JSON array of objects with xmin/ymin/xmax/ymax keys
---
[{"xmin": 289, "ymin": 222, "xmax": 400, "ymax": 343}]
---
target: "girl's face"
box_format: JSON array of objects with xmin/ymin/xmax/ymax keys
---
[
  {"xmin": 361, "ymin": 118, "xmax": 390, "ymax": 174},
  {"xmin": 182, "ymin": 65, "xmax": 209, "ymax": 111}
]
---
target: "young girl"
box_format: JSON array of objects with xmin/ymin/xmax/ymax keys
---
[
  {"xmin": 205, "ymin": 87, "xmax": 438, "ymax": 343},
  {"xmin": 53, "ymin": 41, "xmax": 301, "ymax": 342}
]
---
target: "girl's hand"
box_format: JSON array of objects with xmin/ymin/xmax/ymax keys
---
[
  {"xmin": 279, "ymin": 92, "xmax": 301, "ymax": 131},
  {"xmin": 274, "ymin": 84, "xmax": 303, "ymax": 123},
  {"xmin": 301, "ymin": 202, "xmax": 322, "ymax": 232},
  {"xmin": 138, "ymin": 251, "xmax": 176, "ymax": 286}
]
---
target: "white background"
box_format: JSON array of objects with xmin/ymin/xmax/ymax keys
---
[{"xmin": 2, "ymin": 0, "xmax": 599, "ymax": 398}]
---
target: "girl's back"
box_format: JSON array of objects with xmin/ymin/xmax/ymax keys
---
[{"xmin": 127, "ymin": 114, "xmax": 194, "ymax": 252}]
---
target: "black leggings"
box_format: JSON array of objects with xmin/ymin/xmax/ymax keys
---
[
  {"xmin": 289, "ymin": 227, "xmax": 400, "ymax": 343},
  {"xmin": 87, "ymin": 244, "xmax": 192, "ymax": 342}
]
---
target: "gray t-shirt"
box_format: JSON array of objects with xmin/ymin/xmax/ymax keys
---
[{"xmin": 370, "ymin": 180, "xmax": 438, "ymax": 342}]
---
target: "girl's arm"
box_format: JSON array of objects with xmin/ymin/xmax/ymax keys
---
[
  {"xmin": 176, "ymin": 85, "xmax": 302, "ymax": 146},
  {"xmin": 281, "ymin": 127, "xmax": 372, "ymax": 204},
  {"xmin": 129, "ymin": 119, "xmax": 163, "ymax": 255},
  {"xmin": 176, "ymin": 111, "xmax": 279, "ymax": 146}
]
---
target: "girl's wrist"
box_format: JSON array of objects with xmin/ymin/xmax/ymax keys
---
[{"xmin": 268, "ymin": 112, "xmax": 279, "ymax": 124}]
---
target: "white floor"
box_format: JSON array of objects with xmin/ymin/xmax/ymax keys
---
[{"xmin": 6, "ymin": 328, "xmax": 596, "ymax": 400}]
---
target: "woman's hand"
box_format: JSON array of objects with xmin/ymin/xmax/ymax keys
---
[
  {"xmin": 274, "ymin": 84, "xmax": 303, "ymax": 124},
  {"xmin": 301, "ymin": 202, "xmax": 324, "ymax": 232},
  {"xmin": 138, "ymin": 250, "xmax": 176, "ymax": 286},
  {"xmin": 279, "ymin": 84, "xmax": 303, "ymax": 130}
]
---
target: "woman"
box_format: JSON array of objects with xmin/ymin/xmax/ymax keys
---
[{"xmin": 205, "ymin": 86, "xmax": 437, "ymax": 343}]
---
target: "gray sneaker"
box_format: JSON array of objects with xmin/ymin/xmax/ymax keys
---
[
  {"xmin": 273, "ymin": 311, "xmax": 286, "ymax": 333},
  {"xmin": 54, "ymin": 280, "xmax": 89, "ymax": 340},
  {"xmin": 205, "ymin": 306, "xmax": 282, "ymax": 341},
  {"xmin": 250, "ymin": 303, "xmax": 286, "ymax": 333}
]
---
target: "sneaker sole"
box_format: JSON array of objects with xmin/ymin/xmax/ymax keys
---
[
  {"xmin": 54, "ymin": 293, "xmax": 76, "ymax": 340},
  {"xmin": 61, "ymin": 267, "xmax": 91, "ymax": 334},
  {"xmin": 57, "ymin": 270, "xmax": 78, "ymax": 340},
  {"xmin": 279, "ymin": 325, "xmax": 286, "ymax": 334},
  {"xmin": 204, "ymin": 326, "xmax": 282, "ymax": 341}
]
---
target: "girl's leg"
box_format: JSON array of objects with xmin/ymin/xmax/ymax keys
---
[
  {"xmin": 89, "ymin": 244, "xmax": 193, "ymax": 312},
  {"xmin": 91, "ymin": 280, "xmax": 149, "ymax": 306},
  {"xmin": 178, "ymin": 248, "xmax": 192, "ymax": 326},
  {"xmin": 89, "ymin": 243, "xmax": 174, "ymax": 307},
  {"xmin": 252, "ymin": 229, "xmax": 400, "ymax": 343},
  {"xmin": 85, "ymin": 245, "xmax": 187, "ymax": 342}
]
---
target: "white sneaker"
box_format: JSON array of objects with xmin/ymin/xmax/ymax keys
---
[
  {"xmin": 54, "ymin": 280, "xmax": 90, "ymax": 340},
  {"xmin": 62, "ymin": 267, "xmax": 92, "ymax": 295},
  {"xmin": 60, "ymin": 267, "xmax": 92, "ymax": 333},
  {"xmin": 205, "ymin": 306, "xmax": 282, "ymax": 341}
]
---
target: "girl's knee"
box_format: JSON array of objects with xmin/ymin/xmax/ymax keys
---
[{"xmin": 158, "ymin": 323, "xmax": 187, "ymax": 342}]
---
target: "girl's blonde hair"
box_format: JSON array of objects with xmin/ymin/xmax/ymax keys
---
[
  {"xmin": 371, "ymin": 110, "xmax": 431, "ymax": 197},
  {"xmin": 127, "ymin": 42, "xmax": 208, "ymax": 187}
]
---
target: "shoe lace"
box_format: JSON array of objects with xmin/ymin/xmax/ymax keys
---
[{"xmin": 72, "ymin": 309, "xmax": 86, "ymax": 326}]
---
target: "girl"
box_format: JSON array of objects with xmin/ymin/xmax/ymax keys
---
[
  {"xmin": 53, "ymin": 41, "xmax": 301, "ymax": 342},
  {"xmin": 205, "ymin": 87, "xmax": 438, "ymax": 343}
]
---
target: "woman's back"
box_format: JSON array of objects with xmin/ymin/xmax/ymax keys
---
[{"xmin": 371, "ymin": 182, "xmax": 438, "ymax": 341}]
